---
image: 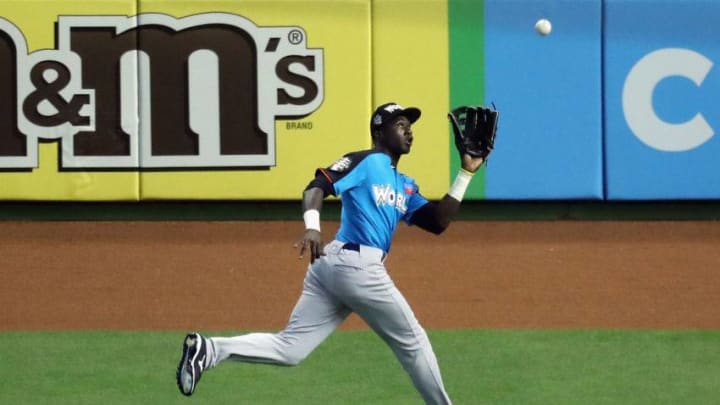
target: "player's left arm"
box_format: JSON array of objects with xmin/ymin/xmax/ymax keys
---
[
  {"xmin": 409, "ymin": 153, "xmax": 484, "ymax": 234},
  {"xmin": 411, "ymin": 104, "xmax": 499, "ymax": 233}
]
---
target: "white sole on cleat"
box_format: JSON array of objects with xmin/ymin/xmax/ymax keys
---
[{"xmin": 178, "ymin": 333, "xmax": 204, "ymax": 396}]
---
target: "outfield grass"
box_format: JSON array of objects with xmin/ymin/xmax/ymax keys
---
[{"xmin": 1, "ymin": 330, "xmax": 718, "ymax": 404}]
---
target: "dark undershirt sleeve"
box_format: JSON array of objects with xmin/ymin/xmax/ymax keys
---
[
  {"xmin": 303, "ymin": 151, "xmax": 376, "ymax": 197},
  {"xmin": 305, "ymin": 168, "xmax": 336, "ymax": 197},
  {"xmin": 408, "ymin": 202, "xmax": 445, "ymax": 234}
]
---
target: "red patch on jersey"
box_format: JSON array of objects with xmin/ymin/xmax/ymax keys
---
[{"xmin": 404, "ymin": 184, "xmax": 415, "ymax": 195}]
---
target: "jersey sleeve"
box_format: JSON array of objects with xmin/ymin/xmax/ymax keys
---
[
  {"xmin": 304, "ymin": 151, "xmax": 371, "ymax": 197},
  {"xmin": 401, "ymin": 179, "xmax": 430, "ymax": 224}
]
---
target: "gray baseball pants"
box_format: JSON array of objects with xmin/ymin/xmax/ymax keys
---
[{"xmin": 207, "ymin": 240, "xmax": 452, "ymax": 405}]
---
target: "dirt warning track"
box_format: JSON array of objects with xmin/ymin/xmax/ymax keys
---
[{"xmin": 1, "ymin": 221, "xmax": 718, "ymax": 331}]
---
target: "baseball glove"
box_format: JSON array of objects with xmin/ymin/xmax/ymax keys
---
[{"xmin": 448, "ymin": 105, "xmax": 499, "ymax": 160}]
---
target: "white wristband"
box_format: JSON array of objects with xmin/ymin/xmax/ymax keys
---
[
  {"xmin": 448, "ymin": 169, "xmax": 475, "ymax": 201},
  {"xmin": 303, "ymin": 209, "xmax": 321, "ymax": 231}
]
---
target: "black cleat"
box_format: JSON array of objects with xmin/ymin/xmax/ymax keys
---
[{"xmin": 176, "ymin": 333, "xmax": 208, "ymax": 396}]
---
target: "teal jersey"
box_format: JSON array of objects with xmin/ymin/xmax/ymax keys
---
[{"xmin": 309, "ymin": 150, "xmax": 429, "ymax": 253}]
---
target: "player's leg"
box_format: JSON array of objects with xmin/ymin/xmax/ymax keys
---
[
  {"xmin": 360, "ymin": 287, "xmax": 451, "ymax": 405},
  {"xmin": 177, "ymin": 259, "xmax": 349, "ymax": 396},
  {"xmin": 335, "ymin": 259, "xmax": 452, "ymax": 405},
  {"xmin": 208, "ymin": 261, "xmax": 350, "ymax": 368}
]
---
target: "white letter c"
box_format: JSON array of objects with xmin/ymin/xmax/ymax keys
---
[{"xmin": 622, "ymin": 48, "xmax": 713, "ymax": 152}]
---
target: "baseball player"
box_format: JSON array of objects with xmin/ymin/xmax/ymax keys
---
[{"xmin": 177, "ymin": 102, "xmax": 495, "ymax": 404}]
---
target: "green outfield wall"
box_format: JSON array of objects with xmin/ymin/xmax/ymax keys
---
[{"xmin": 3, "ymin": 201, "xmax": 720, "ymax": 221}]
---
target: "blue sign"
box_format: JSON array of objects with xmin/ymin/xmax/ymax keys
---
[
  {"xmin": 605, "ymin": 0, "xmax": 720, "ymax": 199},
  {"xmin": 484, "ymin": 0, "xmax": 603, "ymax": 199}
]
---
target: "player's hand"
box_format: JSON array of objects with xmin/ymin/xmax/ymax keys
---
[
  {"xmin": 294, "ymin": 229, "xmax": 325, "ymax": 264},
  {"xmin": 461, "ymin": 153, "xmax": 485, "ymax": 173}
]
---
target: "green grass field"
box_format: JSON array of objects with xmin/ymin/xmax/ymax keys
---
[{"xmin": 1, "ymin": 330, "xmax": 718, "ymax": 404}]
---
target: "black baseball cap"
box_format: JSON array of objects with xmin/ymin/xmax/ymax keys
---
[{"xmin": 370, "ymin": 102, "xmax": 422, "ymax": 131}]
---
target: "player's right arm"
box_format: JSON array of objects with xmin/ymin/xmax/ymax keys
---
[
  {"xmin": 296, "ymin": 151, "xmax": 372, "ymax": 263},
  {"xmin": 297, "ymin": 186, "xmax": 325, "ymax": 263}
]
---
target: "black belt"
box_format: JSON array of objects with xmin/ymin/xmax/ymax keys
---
[
  {"xmin": 341, "ymin": 242, "xmax": 361, "ymax": 252},
  {"xmin": 341, "ymin": 242, "xmax": 387, "ymax": 261}
]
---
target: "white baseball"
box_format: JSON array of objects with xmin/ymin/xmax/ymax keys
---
[{"xmin": 535, "ymin": 18, "xmax": 552, "ymax": 36}]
